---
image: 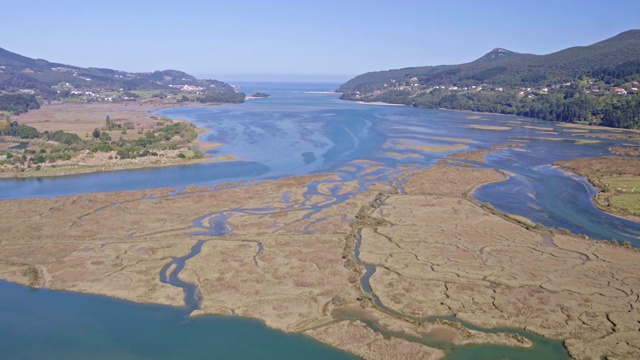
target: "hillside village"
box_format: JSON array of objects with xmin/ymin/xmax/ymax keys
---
[
  {"xmin": 340, "ymin": 31, "xmax": 640, "ymax": 128},
  {"xmin": 360, "ymin": 77, "xmax": 639, "ymax": 100},
  {"xmin": 0, "ymin": 48, "xmax": 245, "ymax": 115}
]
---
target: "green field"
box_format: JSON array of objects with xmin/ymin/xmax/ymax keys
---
[
  {"xmin": 606, "ymin": 177, "xmax": 640, "ymax": 192},
  {"xmin": 605, "ymin": 177, "xmax": 640, "ymax": 212},
  {"xmin": 610, "ymin": 194, "xmax": 640, "ymax": 212}
]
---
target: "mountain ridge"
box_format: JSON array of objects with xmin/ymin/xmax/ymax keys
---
[
  {"xmin": 339, "ymin": 30, "xmax": 640, "ymax": 128},
  {"xmin": 0, "ymin": 47, "xmax": 244, "ymax": 114}
]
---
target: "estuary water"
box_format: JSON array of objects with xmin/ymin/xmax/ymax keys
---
[
  {"xmin": 1, "ymin": 82, "xmax": 639, "ymax": 359},
  {"xmin": 2, "ymin": 82, "xmax": 638, "ymax": 243},
  {"xmin": 0, "ymin": 280, "xmax": 355, "ymax": 360}
]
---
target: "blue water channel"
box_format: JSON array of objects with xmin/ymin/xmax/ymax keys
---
[
  {"xmin": 3, "ymin": 83, "xmax": 637, "ymax": 244},
  {"xmin": 1, "ymin": 82, "xmax": 639, "ymax": 358}
]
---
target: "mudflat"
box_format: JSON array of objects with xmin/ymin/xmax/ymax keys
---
[
  {"xmin": 0, "ymin": 162, "xmax": 639, "ymax": 359},
  {"xmin": 365, "ymin": 164, "xmax": 640, "ymax": 359}
]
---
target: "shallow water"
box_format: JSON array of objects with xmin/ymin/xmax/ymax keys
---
[
  {"xmin": 476, "ymin": 156, "xmax": 640, "ymax": 244},
  {"xmin": 0, "ymin": 280, "xmax": 356, "ymax": 360},
  {"xmin": 1, "ymin": 82, "xmax": 639, "ymax": 358},
  {"xmin": 159, "ymin": 240, "xmax": 205, "ymax": 311},
  {"xmin": 2, "ymin": 84, "xmax": 636, "ymax": 245}
]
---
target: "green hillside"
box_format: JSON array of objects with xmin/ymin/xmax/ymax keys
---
[
  {"xmin": 0, "ymin": 48, "xmax": 244, "ymax": 114},
  {"xmin": 339, "ymin": 30, "xmax": 640, "ymax": 128}
]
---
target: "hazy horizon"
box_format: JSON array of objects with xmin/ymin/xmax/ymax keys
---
[{"xmin": 195, "ymin": 73, "xmax": 352, "ymax": 84}]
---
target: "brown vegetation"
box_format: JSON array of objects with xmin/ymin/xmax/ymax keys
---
[
  {"xmin": 0, "ymin": 163, "xmax": 639, "ymax": 359},
  {"xmin": 360, "ymin": 165, "xmax": 640, "ymax": 359},
  {"xmin": 14, "ymin": 100, "xmax": 187, "ymax": 139}
]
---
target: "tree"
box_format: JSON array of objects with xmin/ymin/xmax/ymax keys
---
[
  {"xmin": 99, "ymin": 131, "xmax": 111, "ymax": 141},
  {"xmin": 0, "ymin": 94, "xmax": 40, "ymax": 115},
  {"xmin": 92, "ymin": 128, "xmax": 101, "ymax": 139}
]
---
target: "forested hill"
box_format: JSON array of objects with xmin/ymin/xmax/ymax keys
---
[
  {"xmin": 339, "ymin": 30, "xmax": 640, "ymax": 128},
  {"xmin": 0, "ymin": 48, "xmax": 244, "ymax": 114}
]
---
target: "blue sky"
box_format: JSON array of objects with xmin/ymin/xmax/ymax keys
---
[{"xmin": 1, "ymin": 1, "xmax": 638, "ymax": 82}]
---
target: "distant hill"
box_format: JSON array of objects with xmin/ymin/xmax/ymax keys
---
[
  {"xmin": 0, "ymin": 47, "xmax": 244, "ymax": 114},
  {"xmin": 339, "ymin": 30, "xmax": 640, "ymax": 128}
]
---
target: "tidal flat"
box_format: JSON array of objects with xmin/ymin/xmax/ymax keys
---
[
  {"xmin": 2, "ymin": 87, "xmax": 640, "ymax": 359},
  {"xmin": 1, "ymin": 162, "xmax": 639, "ymax": 359}
]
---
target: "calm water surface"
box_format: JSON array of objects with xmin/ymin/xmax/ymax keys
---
[
  {"xmin": 0, "ymin": 280, "xmax": 355, "ymax": 360},
  {"xmin": 3, "ymin": 83, "xmax": 636, "ymax": 242},
  {"xmin": 1, "ymin": 82, "xmax": 638, "ymax": 359}
]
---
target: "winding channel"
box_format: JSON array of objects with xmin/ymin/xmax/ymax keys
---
[
  {"xmin": 3, "ymin": 83, "xmax": 640, "ymax": 358},
  {"xmin": 352, "ymin": 224, "xmax": 568, "ymax": 359},
  {"xmin": 154, "ymin": 157, "xmax": 570, "ymax": 358},
  {"xmin": 159, "ymin": 241, "xmax": 205, "ymax": 311}
]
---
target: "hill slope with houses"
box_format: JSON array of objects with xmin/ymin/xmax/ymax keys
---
[
  {"xmin": 339, "ymin": 30, "xmax": 640, "ymax": 128},
  {"xmin": 0, "ymin": 47, "xmax": 244, "ymax": 115}
]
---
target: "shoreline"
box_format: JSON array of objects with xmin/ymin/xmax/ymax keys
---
[
  {"xmin": 554, "ymin": 158, "xmax": 640, "ymax": 225},
  {"xmin": 0, "ymin": 155, "xmax": 237, "ymax": 179},
  {"xmin": 345, "ymin": 99, "xmax": 640, "ymax": 133},
  {"xmin": 354, "ymin": 100, "xmax": 406, "ymax": 107}
]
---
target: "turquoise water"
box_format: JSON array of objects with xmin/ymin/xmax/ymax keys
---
[
  {"xmin": 0, "ymin": 280, "xmax": 356, "ymax": 359},
  {"xmin": 1, "ymin": 82, "xmax": 639, "ymax": 358}
]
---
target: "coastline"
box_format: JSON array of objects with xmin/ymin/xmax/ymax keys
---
[
  {"xmin": 343, "ymin": 98, "xmax": 640, "ymax": 134},
  {"xmin": 0, "ymin": 165, "xmax": 533, "ymax": 357},
  {"xmin": 554, "ymin": 157, "xmax": 640, "ymax": 224},
  {"xmin": 1, "ymin": 160, "xmax": 639, "ymax": 359},
  {"xmin": 367, "ymin": 163, "xmax": 640, "ymax": 359},
  {"xmin": 0, "ymin": 155, "xmax": 236, "ymax": 179}
]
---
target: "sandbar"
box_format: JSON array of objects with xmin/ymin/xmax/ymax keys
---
[
  {"xmin": 466, "ymin": 125, "xmax": 512, "ymax": 131},
  {"xmin": 356, "ymin": 101, "xmax": 406, "ymax": 107}
]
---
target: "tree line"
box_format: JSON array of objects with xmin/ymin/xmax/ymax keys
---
[
  {"xmin": 0, "ymin": 93, "xmax": 40, "ymax": 115},
  {"xmin": 0, "ymin": 120, "xmax": 81, "ymax": 142}
]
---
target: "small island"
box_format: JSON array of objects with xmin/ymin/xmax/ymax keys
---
[{"xmin": 251, "ymin": 92, "xmax": 271, "ymax": 98}]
